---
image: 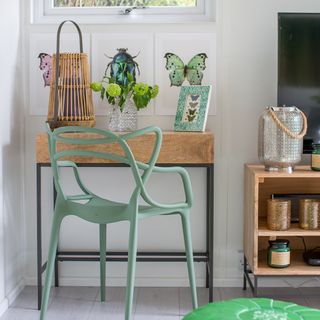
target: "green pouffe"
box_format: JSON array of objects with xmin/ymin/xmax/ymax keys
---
[{"xmin": 183, "ymin": 298, "xmax": 320, "ymax": 320}]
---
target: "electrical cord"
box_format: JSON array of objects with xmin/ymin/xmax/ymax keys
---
[{"xmin": 297, "ymin": 236, "xmax": 307, "ymax": 253}]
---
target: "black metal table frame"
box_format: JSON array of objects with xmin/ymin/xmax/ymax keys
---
[
  {"xmin": 242, "ymin": 254, "xmax": 314, "ymax": 297},
  {"xmin": 243, "ymin": 255, "xmax": 279, "ymax": 297},
  {"xmin": 37, "ymin": 162, "xmax": 214, "ymax": 310},
  {"xmin": 243, "ymin": 255, "xmax": 258, "ymax": 296}
]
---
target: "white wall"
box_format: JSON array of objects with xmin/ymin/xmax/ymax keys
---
[
  {"xmin": 22, "ymin": 0, "xmax": 320, "ymax": 292},
  {"xmin": 0, "ymin": 0, "xmax": 25, "ymax": 314}
]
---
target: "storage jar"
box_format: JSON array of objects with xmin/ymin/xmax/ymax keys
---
[
  {"xmin": 267, "ymin": 239, "xmax": 290, "ymax": 268},
  {"xmin": 311, "ymin": 144, "xmax": 320, "ymax": 171},
  {"xmin": 299, "ymin": 199, "xmax": 320, "ymax": 230},
  {"xmin": 267, "ymin": 199, "xmax": 291, "ymax": 231}
]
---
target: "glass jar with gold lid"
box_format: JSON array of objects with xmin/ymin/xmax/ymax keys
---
[
  {"xmin": 267, "ymin": 239, "xmax": 290, "ymax": 268},
  {"xmin": 311, "ymin": 144, "xmax": 320, "ymax": 171}
]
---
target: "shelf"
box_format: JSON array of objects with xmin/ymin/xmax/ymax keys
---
[
  {"xmin": 258, "ymin": 219, "xmax": 320, "ymax": 236},
  {"xmin": 256, "ymin": 250, "xmax": 320, "ymax": 275},
  {"xmin": 247, "ymin": 164, "xmax": 320, "ymax": 178}
]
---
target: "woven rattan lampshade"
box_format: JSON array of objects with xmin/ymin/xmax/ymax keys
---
[{"xmin": 47, "ymin": 21, "xmax": 95, "ymax": 129}]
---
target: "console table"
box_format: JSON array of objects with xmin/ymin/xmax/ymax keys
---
[{"xmin": 36, "ymin": 131, "xmax": 214, "ymax": 309}]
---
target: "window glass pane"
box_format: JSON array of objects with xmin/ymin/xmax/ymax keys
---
[{"xmin": 53, "ymin": 0, "xmax": 197, "ymax": 8}]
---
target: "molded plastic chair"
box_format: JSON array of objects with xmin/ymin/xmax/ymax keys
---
[{"xmin": 40, "ymin": 125, "xmax": 198, "ymax": 320}]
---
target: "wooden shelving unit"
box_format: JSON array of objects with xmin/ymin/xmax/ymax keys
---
[
  {"xmin": 257, "ymin": 250, "xmax": 320, "ymax": 276},
  {"xmin": 258, "ymin": 219, "xmax": 320, "ymax": 236},
  {"xmin": 244, "ymin": 164, "xmax": 320, "ymax": 294}
]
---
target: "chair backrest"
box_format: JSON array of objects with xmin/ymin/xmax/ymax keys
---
[{"xmin": 46, "ymin": 124, "xmax": 161, "ymax": 204}]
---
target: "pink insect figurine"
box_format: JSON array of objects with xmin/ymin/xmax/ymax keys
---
[{"xmin": 38, "ymin": 53, "xmax": 52, "ymax": 87}]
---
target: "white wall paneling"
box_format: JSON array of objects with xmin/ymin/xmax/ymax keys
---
[
  {"xmin": 91, "ymin": 33, "xmax": 154, "ymax": 116},
  {"xmin": 21, "ymin": 0, "xmax": 320, "ymax": 291},
  {"xmin": 29, "ymin": 32, "xmax": 90, "ymax": 116},
  {"xmin": 155, "ymin": 33, "xmax": 216, "ymax": 117},
  {"xmin": 0, "ymin": 0, "xmax": 24, "ymax": 315}
]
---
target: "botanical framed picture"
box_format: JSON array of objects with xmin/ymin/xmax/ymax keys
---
[{"xmin": 174, "ymin": 85, "xmax": 212, "ymax": 132}]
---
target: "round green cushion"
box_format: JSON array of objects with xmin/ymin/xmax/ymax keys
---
[{"xmin": 183, "ymin": 298, "xmax": 320, "ymax": 320}]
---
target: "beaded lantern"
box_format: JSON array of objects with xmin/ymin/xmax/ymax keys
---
[{"xmin": 47, "ymin": 20, "xmax": 95, "ymax": 129}]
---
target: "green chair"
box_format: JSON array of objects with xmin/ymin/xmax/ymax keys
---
[
  {"xmin": 183, "ymin": 298, "xmax": 320, "ymax": 320},
  {"xmin": 40, "ymin": 125, "xmax": 198, "ymax": 320}
]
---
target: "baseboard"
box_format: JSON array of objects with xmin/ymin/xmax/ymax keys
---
[
  {"xmin": 25, "ymin": 276, "xmax": 207, "ymax": 287},
  {"xmin": 6, "ymin": 279, "xmax": 25, "ymax": 306},
  {"xmin": 24, "ymin": 276, "xmax": 320, "ymax": 288},
  {"xmin": 0, "ymin": 298, "xmax": 8, "ymax": 318},
  {"xmin": 0, "ymin": 279, "xmax": 25, "ymax": 317}
]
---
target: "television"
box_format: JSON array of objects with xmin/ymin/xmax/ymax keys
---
[{"xmin": 278, "ymin": 13, "xmax": 320, "ymax": 153}]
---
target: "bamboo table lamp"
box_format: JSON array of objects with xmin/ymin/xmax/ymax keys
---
[{"xmin": 47, "ymin": 20, "xmax": 95, "ymax": 129}]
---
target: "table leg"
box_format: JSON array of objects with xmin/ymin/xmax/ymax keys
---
[
  {"xmin": 243, "ymin": 255, "xmax": 247, "ymax": 290},
  {"xmin": 206, "ymin": 170, "xmax": 209, "ymax": 290},
  {"xmin": 207, "ymin": 165, "xmax": 214, "ymax": 302},
  {"xmin": 254, "ymin": 276, "xmax": 258, "ymax": 297},
  {"xmin": 37, "ymin": 164, "xmax": 42, "ymax": 310}
]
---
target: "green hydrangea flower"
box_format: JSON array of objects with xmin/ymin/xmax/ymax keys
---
[
  {"xmin": 133, "ymin": 82, "xmax": 149, "ymax": 96},
  {"xmin": 150, "ymin": 85, "xmax": 159, "ymax": 98},
  {"xmin": 90, "ymin": 82, "xmax": 102, "ymax": 92},
  {"xmin": 106, "ymin": 83, "xmax": 121, "ymax": 97},
  {"xmin": 91, "ymin": 72, "xmax": 158, "ymax": 111}
]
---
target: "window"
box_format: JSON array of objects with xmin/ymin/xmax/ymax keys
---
[
  {"xmin": 33, "ymin": 0, "xmax": 215, "ymax": 23},
  {"xmin": 53, "ymin": 0, "xmax": 198, "ymax": 8}
]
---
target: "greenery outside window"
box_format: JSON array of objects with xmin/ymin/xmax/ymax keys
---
[
  {"xmin": 53, "ymin": 0, "xmax": 198, "ymax": 8},
  {"xmin": 33, "ymin": 0, "xmax": 215, "ymax": 23}
]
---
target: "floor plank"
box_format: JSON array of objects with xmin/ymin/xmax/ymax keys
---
[
  {"xmin": 178, "ymin": 287, "xmax": 214, "ymax": 317},
  {"xmin": 10, "ymin": 286, "xmax": 51, "ymax": 310},
  {"xmin": 52, "ymin": 286, "xmax": 99, "ymax": 302},
  {"xmin": 0, "ymin": 309, "xmax": 39, "ymax": 320},
  {"xmin": 45, "ymin": 297, "xmax": 94, "ymax": 320},
  {"xmin": 1, "ymin": 286, "xmax": 320, "ymax": 320},
  {"xmin": 89, "ymin": 287, "xmax": 137, "ymax": 320},
  {"xmin": 134, "ymin": 287, "xmax": 180, "ymax": 318}
]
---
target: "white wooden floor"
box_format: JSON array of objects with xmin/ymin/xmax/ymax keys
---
[{"xmin": 1, "ymin": 286, "xmax": 320, "ymax": 319}]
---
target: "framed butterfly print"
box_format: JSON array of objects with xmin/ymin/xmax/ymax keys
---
[
  {"xmin": 164, "ymin": 52, "xmax": 208, "ymax": 87},
  {"xmin": 174, "ymin": 85, "xmax": 212, "ymax": 132}
]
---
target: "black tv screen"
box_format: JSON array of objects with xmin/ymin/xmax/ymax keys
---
[{"xmin": 278, "ymin": 13, "xmax": 320, "ymax": 153}]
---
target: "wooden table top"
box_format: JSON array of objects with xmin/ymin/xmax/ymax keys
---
[{"xmin": 36, "ymin": 131, "xmax": 214, "ymax": 165}]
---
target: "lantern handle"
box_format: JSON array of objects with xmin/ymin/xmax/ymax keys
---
[
  {"xmin": 52, "ymin": 20, "xmax": 83, "ymax": 127},
  {"xmin": 56, "ymin": 20, "xmax": 83, "ymax": 54},
  {"xmin": 268, "ymin": 106, "xmax": 308, "ymax": 139}
]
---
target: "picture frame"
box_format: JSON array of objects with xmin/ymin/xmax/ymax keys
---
[{"xmin": 174, "ymin": 85, "xmax": 212, "ymax": 132}]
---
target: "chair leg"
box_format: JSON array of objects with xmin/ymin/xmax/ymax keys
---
[
  {"xmin": 40, "ymin": 213, "xmax": 63, "ymax": 320},
  {"xmin": 100, "ymin": 224, "xmax": 106, "ymax": 302},
  {"xmin": 125, "ymin": 219, "xmax": 138, "ymax": 320},
  {"xmin": 180, "ymin": 212, "xmax": 198, "ymax": 310}
]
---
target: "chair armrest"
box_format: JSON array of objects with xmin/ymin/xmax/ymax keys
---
[
  {"xmin": 57, "ymin": 160, "xmax": 92, "ymax": 196},
  {"xmin": 122, "ymin": 127, "xmax": 192, "ymax": 209},
  {"xmin": 121, "ymin": 126, "xmax": 162, "ymax": 182},
  {"xmin": 152, "ymin": 166, "xmax": 193, "ymax": 207},
  {"xmin": 136, "ymin": 162, "xmax": 193, "ymax": 209}
]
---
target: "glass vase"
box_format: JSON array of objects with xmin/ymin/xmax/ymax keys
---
[{"xmin": 107, "ymin": 99, "xmax": 137, "ymax": 132}]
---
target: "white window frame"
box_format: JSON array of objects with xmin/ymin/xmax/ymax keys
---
[{"xmin": 32, "ymin": 0, "xmax": 215, "ymax": 24}]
